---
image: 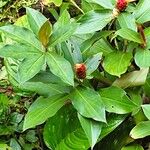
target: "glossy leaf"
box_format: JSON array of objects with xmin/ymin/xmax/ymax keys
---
[
  {"xmin": 46, "ymin": 52, "xmax": 74, "ymax": 86},
  {"xmin": 49, "ymin": 22, "xmax": 78, "ymax": 47},
  {"xmin": 135, "ymin": 49, "xmax": 150, "ymax": 68},
  {"xmin": 121, "ymin": 144, "xmax": 144, "ymax": 150},
  {"xmin": 18, "ymin": 54, "xmax": 45, "ymax": 83},
  {"xmin": 78, "ymin": 113, "xmax": 102, "ymax": 149},
  {"xmin": 76, "ymin": 10, "xmax": 112, "ymax": 34},
  {"xmin": 118, "ymin": 13, "xmax": 137, "ymax": 31},
  {"xmin": 26, "ymin": 7, "xmax": 47, "ymax": 36},
  {"xmin": 130, "ymin": 121, "xmax": 150, "ymax": 139},
  {"xmin": 38, "ymin": 20, "xmax": 52, "ymax": 47},
  {"xmin": 103, "ymin": 52, "xmax": 132, "ymax": 77},
  {"xmin": 0, "ymin": 44, "xmax": 40, "ymax": 59},
  {"xmin": 20, "ymin": 82, "xmax": 70, "ymax": 97},
  {"xmin": 115, "ymin": 28, "xmax": 142, "ymax": 43},
  {"xmin": 70, "ymin": 86, "xmax": 106, "ymax": 122},
  {"xmin": 23, "ymin": 95, "xmax": 67, "ymax": 130},
  {"xmin": 0, "ymin": 25, "xmax": 43, "ymax": 51},
  {"xmin": 113, "ymin": 68, "xmax": 149, "ymax": 89},
  {"xmin": 85, "ymin": 53, "xmax": 102, "ymax": 76},
  {"xmin": 142, "ymin": 104, "xmax": 150, "ymax": 120},
  {"xmin": 99, "ymin": 86, "xmax": 137, "ymax": 114}
]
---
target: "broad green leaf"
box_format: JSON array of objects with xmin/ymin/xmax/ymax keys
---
[
  {"xmin": 135, "ymin": 49, "xmax": 150, "ymax": 68},
  {"xmin": 23, "ymin": 95, "xmax": 67, "ymax": 130},
  {"xmin": 26, "ymin": 7, "xmax": 47, "ymax": 36},
  {"xmin": 0, "ymin": 25, "xmax": 43, "ymax": 51},
  {"xmin": 46, "ymin": 52, "xmax": 74, "ymax": 86},
  {"xmin": 70, "ymin": 86, "xmax": 106, "ymax": 122},
  {"xmin": 75, "ymin": 10, "xmax": 112, "ymax": 34},
  {"xmin": 18, "ymin": 54, "xmax": 45, "ymax": 83},
  {"xmin": 38, "ymin": 20, "xmax": 52, "ymax": 47},
  {"xmin": 118, "ymin": 13, "xmax": 137, "ymax": 31},
  {"xmin": 134, "ymin": 0, "xmax": 150, "ymax": 23},
  {"xmin": 143, "ymin": 76, "xmax": 150, "ymax": 97},
  {"xmin": 85, "ymin": 0, "xmax": 113, "ymax": 9},
  {"xmin": 10, "ymin": 138, "xmax": 21, "ymax": 150},
  {"xmin": 0, "ymin": 144, "xmax": 11, "ymax": 150},
  {"xmin": 86, "ymin": 38, "xmax": 114, "ymax": 56},
  {"xmin": 142, "ymin": 104, "xmax": 150, "ymax": 120},
  {"xmin": 85, "ymin": 53, "xmax": 102, "ymax": 76},
  {"xmin": 103, "ymin": 52, "xmax": 132, "ymax": 77},
  {"xmin": 113, "ymin": 68, "xmax": 149, "ymax": 89},
  {"xmin": 99, "ymin": 86, "xmax": 137, "ymax": 114},
  {"xmin": 78, "ymin": 113, "xmax": 102, "ymax": 149},
  {"xmin": 130, "ymin": 121, "xmax": 150, "ymax": 139},
  {"xmin": 0, "ymin": 44, "xmax": 40, "ymax": 59},
  {"xmin": 20, "ymin": 82, "xmax": 70, "ymax": 97},
  {"xmin": 115, "ymin": 28, "xmax": 142, "ymax": 43},
  {"xmin": 43, "ymin": 0, "xmax": 62, "ymax": 6},
  {"xmin": 121, "ymin": 144, "xmax": 144, "ymax": 150},
  {"xmin": 61, "ymin": 39, "xmax": 83, "ymax": 65},
  {"xmin": 49, "ymin": 22, "xmax": 78, "ymax": 47}
]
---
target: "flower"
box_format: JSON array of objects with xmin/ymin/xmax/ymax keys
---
[
  {"xmin": 75, "ymin": 63, "xmax": 86, "ymax": 79},
  {"xmin": 116, "ymin": 0, "xmax": 127, "ymax": 11}
]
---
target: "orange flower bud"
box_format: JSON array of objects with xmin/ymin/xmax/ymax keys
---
[{"xmin": 75, "ymin": 63, "xmax": 86, "ymax": 79}]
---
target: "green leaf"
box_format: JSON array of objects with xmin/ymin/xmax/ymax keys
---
[
  {"xmin": 85, "ymin": 0, "xmax": 113, "ymax": 9},
  {"xmin": 70, "ymin": 86, "xmax": 106, "ymax": 122},
  {"xmin": 142, "ymin": 104, "xmax": 150, "ymax": 120},
  {"xmin": 118, "ymin": 13, "xmax": 137, "ymax": 31},
  {"xmin": 130, "ymin": 121, "xmax": 150, "ymax": 139},
  {"xmin": 18, "ymin": 54, "xmax": 45, "ymax": 83},
  {"xmin": 0, "ymin": 25, "xmax": 43, "ymax": 51},
  {"xmin": 99, "ymin": 86, "xmax": 137, "ymax": 114},
  {"xmin": 115, "ymin": 28, "xmax": 142, "ymax": 43},
  {"xmin": 49, "ymin": 22, "xmax": 78, "ymax": 47},
  {"xmin": 26, "ymin": 7, "xmax": 47, "ymax": 36},
  {"xmin": 44, "ymin": 0, "xmax": 62, "ymax": 6},
  {"xmin": 20, "ymin": 82, "xmax": 70, "ymax": 97},
  {"xmin": 121, "ymin": 144, "xmax": 144, "ymax": 150},
  {"xmin": 113, "ymin": 68, "xmax": 149, "ymax": 89},
  {"xmin": 23, "ymin": 95, "xmax": 67, "ymax": 130},
  {"xmin": 46, "ymin": 52, "xmax": 74, "ymax": 86},
  {"xmin": 38, "ymin": 20, "xmax": 52, "ymax": 47},
  {"xmin": 78, "ymin": 113, "xmax": 102, "ymax": 149},
  {"xmin": 134, "ymin": 0, "xmax": 150, "ymax": 24},
  {"xmin": 135, "ymin": 49, "xmax": 150, "ymax": 68},
  {"xmin": 10, "ymin": 138, "xmax": 21, "ymax": 150},
  {"xmin": 85, "ymin": 53, "xmax": 102, "ymax": 76},
  {"xmin": 76, "ymin": 10, "xmax": 112, "ymax": 34},
  {"xmin": 103, "ymin": 52, "xmax": 132, "ymax": 77},
  {"xmin": 0, "ymin": 44, "xmax": 40, "ymax": 59}
]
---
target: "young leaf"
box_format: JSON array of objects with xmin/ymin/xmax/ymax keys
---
[
  {"xmin": 0, "ymin": 44, "xmax": 40, "ymax": 59},
  {"xmin": 75, "ymin": 10, "xmax": 112, "ymax": 34},
  {"xmin": 46, "ymin": 52, "xmax": 74, "ymax": 86},
  {"xmin": 135, "ymin": 49, "xmax": 150, "ymax": 68},
  {"xmin": 103, "ymin": 52, "xmax": 132, "ymax": 77},
  {"xmin": 78, "ymin": 113, "xmax": 102, "ymax": 149},
  {"xmin": 99, "ymin": 86, "xmax": 137, "ymax": 114},
  {"xmin": 18, "ymin": 54, "xmax": 45, "ymax": 83},
  {"xmin": 115, "ymin": 28, "xmax": 142, "ymax": 43},
  {"xmin": 49, "ymin": 22, "xmax": 78, "ymax": 47},
  {"xmin": 85, "ymin": 53, "xmax": 102, "ymax": 76},
  {"xmin": 142, "ymin": 104, "xmax": 150, "ymax": 120},
  {"xmin": 113, "ymin": 68, "xmax": 149, "ymax": 89},
  {"xmin": 0, "ymin": 25, "xmax": 43, "ymax": 51},
  {"xmin": 43, "ymin": 0, "xmax": 62, "ymax": 6},
  {"xmin": 121, "ymin": 144, "xmax": 144, "ymax": 150},
  {"xmin": 38, "ymin": 20, "xmax": 52, "ymax": 47},
  {"xmin": 130, "ymin": 121, "xmax": 150, "ymax": 139},
  {"xmin": 23, "ymin": 95, "xmax": 67, "ymax": 131},
  {"xmin": 118, "ymin": 13, "xmax": 137, "ymax": 31},
  {"xmin": 70, "ymin": 86, "xmax": 106, "ymax": 122},
  {"xmin": 26, "ymin": 7, "xmax": 47, "ymax": 36}
]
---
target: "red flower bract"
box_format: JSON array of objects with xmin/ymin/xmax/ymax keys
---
[
  {"xmin": 75, "ymin": 63, "xmax": 86, "ymax": 79},
  {"xmin": 116, "ymin": 0, "xmax": 127, "ymax": 11}
]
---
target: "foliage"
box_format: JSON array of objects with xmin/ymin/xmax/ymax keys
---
[{"xmin": 0, "ymin": 0, "xmax": 150, "ymax": 149}]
